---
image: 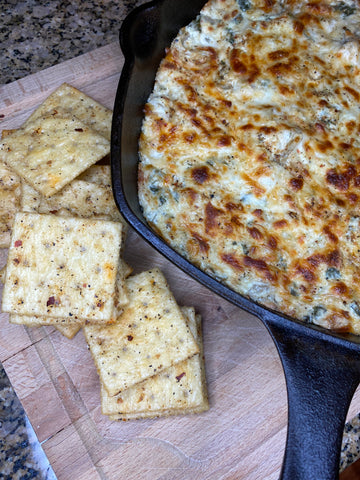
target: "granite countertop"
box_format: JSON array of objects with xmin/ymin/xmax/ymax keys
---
[{"xmin": 1, "ymin": 0, "xmax": 360, "ymax": 478}]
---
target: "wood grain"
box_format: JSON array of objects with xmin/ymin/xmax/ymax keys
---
[{"xmin": 1, "ymin": 41, "xmax": 360, "ymax": 480}]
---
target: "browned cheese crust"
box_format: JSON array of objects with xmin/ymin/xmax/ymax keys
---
[{"xmin": 138, "ymin": 0, "xmax": 360, "ymax": 333}]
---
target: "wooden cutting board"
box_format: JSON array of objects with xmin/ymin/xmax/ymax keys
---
[{"xmin": 1, "ymin": 41, "xmax": 360, "ymax": 480}]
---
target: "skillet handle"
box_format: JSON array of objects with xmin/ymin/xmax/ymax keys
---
[{"xmin": 263, "ymin": 316, "xmax": 360, "ymax": 480}]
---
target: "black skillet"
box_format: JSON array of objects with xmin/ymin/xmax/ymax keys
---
[{"xmin": 110, "ymin": 1, "xmax": 360, "ymax": 478}]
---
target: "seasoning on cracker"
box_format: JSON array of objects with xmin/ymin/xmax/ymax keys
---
[
  {"xmin": 78, "ymin": 164, "xmax": 111, "ymax": 185},
  {"xmin": 24, "ymin": 83, "xmax": 112, "ymax": 140},
  {"xmin": 101, "ymin": 306, "xmax": 209, "ymax": 419},
  {"xmin": 2, "ymin": 212, "xmax": 122, "ymax": 322},
  {"xmin": 0, "ymin": 161, "xmax": 21, "ymax": 248},
  {"xmin": 21, "ymin": 178, "xmax": 125, "ymax": 225},
  {"xmin": 9, "ymin": 313, "xmax": 81, "ymax": 339},
  {"xmin": 0, "ymin": 129, "xmax": 22, "ymax": 247},
  {"xmin": 0, "ymin": 114, "xmax": 110, "ymax": 197},
  {"xmin": 83, "ymin": 268, "xmax": 199, "ymax": 397}
]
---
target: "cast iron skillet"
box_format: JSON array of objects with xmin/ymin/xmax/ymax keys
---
[{"xmin": 111, "ymin": 1, "xmax": 360, "ymax": 478}]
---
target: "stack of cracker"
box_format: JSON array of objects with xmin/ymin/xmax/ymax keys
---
[
  {"xmin": 0, "ymin": 84, "xmax": 209, "ymax": 420},
  {"xmin": 84, "ymin": 268, "xmax": 209, "ymax": 420},
  {"xmin": 0, "ymin": 83, "xmax": 127, "ymax": 339}
]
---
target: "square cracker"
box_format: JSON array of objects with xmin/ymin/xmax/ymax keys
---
[
  {"xmin": 21, "ymin": 178, "xmax": 126, "ymax": 227},
  {"xmin": 0, "ymin": 161, "xmax": 22, "ymax": 248},
  {"xmin": 9, "ymin": 313, "xmax": 81, "ymax": 339},
  {"xmin": 0, "ymin": 130, "xmax": 22, "ymax": 248},
  {"xmin": 83, "ymin": 269, "xmax": 199, "ymax": 397},
  {"xmin": 0, "ymin": 114, "xmax": 110, "ymax": 197},
  {"xmin": 102, "ymin": 306, "xmax": 209, "ymax": 419},
  {"xmin": 24, "ymin": 83, "xmax": 112, "ymax": 140},
  {"xmin": 8, "ymin": 256, "xmax": 129, "ymax": 330},
  {"xmin": 78, "ymin": 164, "xmax": 111, "ymax": 185},
  {"xmin": 2, "ymin": 212, "xmax": 122, "ymax": 322}
]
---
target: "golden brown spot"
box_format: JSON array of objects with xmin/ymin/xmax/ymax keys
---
[
  {"xmin": 217, "ymin": 135, "xmax": 232, "ymax": 147},
  {"xmin": 327, "ymin": 249, "xmax": 341, "ymax": 267},
  {"xmin": 273, "ymin": 219, "xmax": 288, "ymax": 229},
  {"xmin": 253, "ymin": 209, "xmax": 263, "ymax": 219},
  {"xmin": 330, "ymin": 282, "xmax": 348, "ymax": 296},
  {"xmin": 241, "ymin": 123, "xmax": 254, "ymax": 130},
  {"xmin": 316, "ymin": 140, "xmax": 334, "ymax": 152},
  {"xmin": 293, "ymin": 20, "xmax": 305, "ymax": 34},
  {"xmin": 205, "ymin": 202, "xmax": 223, "ymax": 233},
  {"xmin": 183, "ymin": 132, "xmax": 197, "ymax": 143},
  {"xmin": 268, "ymin": 50, "xmax": 290, "ymax": 61},
  {"xmin": 323, "ymin": 225, "xmax": 338, "ymax": 243},
  {"xmin": 279, "ymin": 85, "xmax": 294, "ymax": 96},
  {"xmin": 267, "ymin": 235, "xmax": 278, "ymax": 249},
  {"xmin": 191, "ymin": 232, "xmax": 210, "ymax": 254},
  {"xmin": 289, "ymin": 177, "xmax": 304, "ymax": 191},
  {"xmin": 222, "ymin": 253, "xmax": 243, "ymax": 271},
  {"xmin": 259, "ymin": 126, "xmax": 277, "ymax": 134},
  {"xmin": 307, "ymin": 254, "xmax": 326, "ymax": 267},
  {"xmin": 344, "ymin": 85, "xmax": 360, "ymax": 101},
  {"xmin": 296, "ymin": 265, "xmax": 316, "ymax": 283},
  {"xmin": 192, "ymin": 166, "xmax": 210, "ymax": 184},
  {"xmin": 247, "ymin": 226, "xmax": 263, "ymax": 240},
  {"xmin": 326, "ymin": 165, "xmax": 356, "ymax": 191},
  {"xmin": 230, "ymin": 49, "xmax": 247, "ymax": 74},
  {"xmin": 243, "ymin": 255, "xmax": 275, "ymax": 281}
]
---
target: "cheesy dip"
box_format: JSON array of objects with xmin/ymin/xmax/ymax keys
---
[{"xmin": 138, "ymin": 0, "xmax": 360, "ymax": 333}]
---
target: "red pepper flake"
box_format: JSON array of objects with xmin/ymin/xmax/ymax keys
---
[
  {"xmin": 127, "ymin": 335, "xmax": 133, "ymax": 341},
  {"xmin": 46, "ymin": 296, "xmax": 58, "ymax": 306},
  {"xmin": 74, "ymin": 128, "xmax": 84, "ymax": 132},
  {"xmin": 176, "ymin": 372, "xmax": 186, "ymax": 382},
  {"xmin": 14, "ymin": 240, "xmax": 22, "ymax": 247}
]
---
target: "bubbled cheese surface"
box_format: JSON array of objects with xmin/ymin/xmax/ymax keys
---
[{"xmin": 138, "ymin": 0, "xmax": 360, "ymax": 333}]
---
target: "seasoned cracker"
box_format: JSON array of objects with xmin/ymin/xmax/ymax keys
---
[
  {"xmin": 0, "ymin": 265, "xmax": 6, "ymax": 283},
  {"xmin": 83, "ymin": 269, "xmax": 199, "ymax": 396},
  {"xmin": 0, "ymin": 161, "xmax": 21, "ymax": 248},
  {"xmin": 78, "ymin": 164, "xmax": 111, "ymax": 185},
  {"xmin": 101, "ymin": 306, "xmax": 209, "ymax": 419},
  {"xmin": 0, "ymin": 115, "xmax": 110, "ymax": 197},
  {"xmin": 2, "ymin": 213, "xmax": 122, "ymax": 322},
  {"xmin": 8, "ymin": 255, "xmax": 128, "ymax": 328},
  {"xmin": 21, "ymin": 178, "xmax": 125, "ymax": 225},
  {"xmin": 25, "ymin": 83, "xmax": 112, "ymax": 140},
  {"xmin": 9, "ymin": 313, "xmax": 81, "ymax": 339}
]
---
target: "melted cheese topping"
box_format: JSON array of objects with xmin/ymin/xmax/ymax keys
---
[{"xmin": 138, "ymin": 0, "xmax": 360, "ymax": 333}]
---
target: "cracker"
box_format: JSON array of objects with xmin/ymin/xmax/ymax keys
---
[
  {"xmin": 0, "ymin": 161, "xmax": 22, "ymax": 248},
  {"xmin": 83, "ymin": 269, "xmax": 199, "ymax": 396},
  {"xmin": 0, "ymin": 265, "xmax": 6, "ymax": 283},
  {"xmin": 8, "ymin": 255, "xmax": 128, "ymax": 328},
  {"xmin": 21, "ymin": 178, "xmax": 125, "ymax": 225},
  {"xmin": 78, "ymin": 164, "xmax": 111, "ymax": 185},
  {"xmin": 1, "ymin": 129, "xmax": 17, "ymax": 138},
  {"xmin": 55, "ymin": 323, "xmax": 81, "ymax": 339},
  {"xmin": 9, "ymin": 313, "xmax": 81, "ymax": 339},
  {"xmin": 20, "ymin": 181, "xmax": 40, "ymax": 213},
  {"xmin": 0, "ymin": 115, "xmax": 110, "ymax": 197},
  {"xmin": 101, "ymin": 306, "xmax": 209, "ymax": 419},
  {"xmin": 2, "ymin": 212, "xmax": 122, "ymax": 322},
  {"xmin": 25, "ymin": 83, "xmax": 112, "ymax": 140}
]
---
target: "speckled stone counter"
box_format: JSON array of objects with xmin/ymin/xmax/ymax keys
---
[
  {"xmin": 2, "ymin": 0, "xmax": 360, "ymax": 478},
  {"xmin": 0, "ymin": 368, "xmax": 56, "ymax": 479},
  {"xmin": 1, "ymin": 0, "xmax": 146, "ymax": 85}
]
